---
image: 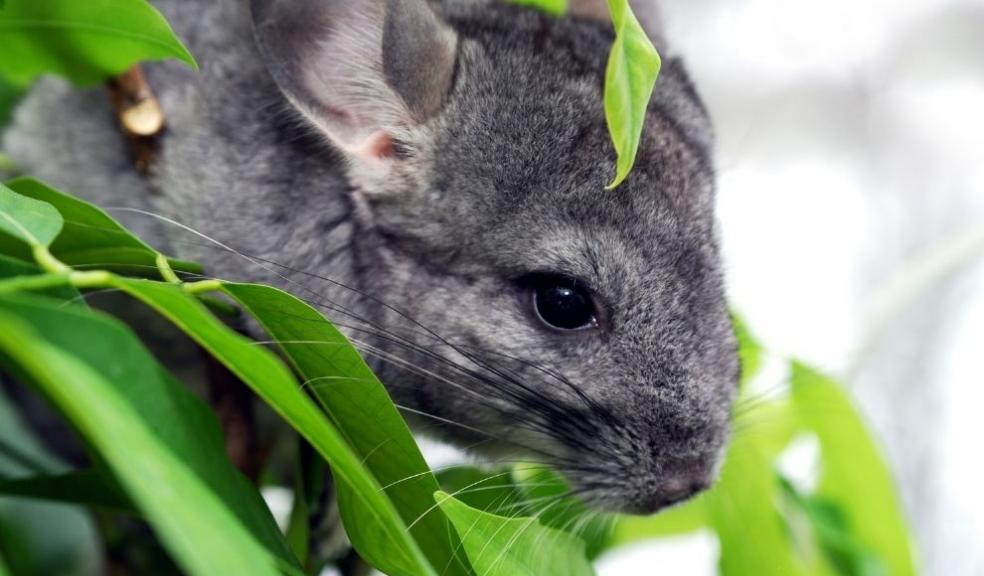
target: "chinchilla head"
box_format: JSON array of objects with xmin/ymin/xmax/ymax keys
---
[{"xmin": 251, "ymin": 0, "xmax": 737, "ymax": 514}]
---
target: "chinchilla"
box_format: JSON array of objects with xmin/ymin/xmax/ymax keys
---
[{"xmin": 3, "ymin": 0, "xmax": 738, "ymax": 514}]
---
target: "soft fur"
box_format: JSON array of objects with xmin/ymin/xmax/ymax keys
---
[{"xmin": 4, "ymin": 0, "xmax": 737, "ymax": 514}]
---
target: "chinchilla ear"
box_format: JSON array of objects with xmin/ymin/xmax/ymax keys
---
[
  {"xmin": 250, "ymin": 0, "xmax": 458, "ymax": 161},
  {"xmin": 568, "ymin": 0, "xmax": 666, "ymax": 48}
]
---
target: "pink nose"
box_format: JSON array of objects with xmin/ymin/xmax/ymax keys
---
[{"xmin": 655, "ymin": 473, "xmax": 711, "ymax": 506}]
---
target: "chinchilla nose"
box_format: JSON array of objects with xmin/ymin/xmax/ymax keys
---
[
  {"xmin": 654, "ymin": 471, "xmax": 712, "ymax": 506},
  {"xmin": 632, "ymin": 460, "xmax": 715, "ymax": 514}
]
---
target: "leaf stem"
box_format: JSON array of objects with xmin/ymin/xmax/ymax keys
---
[
  {"xmin": 0, "ymin": 273, "xmax": 71, "ymax": 295},
  {"xmin": 156, "ymin": 252, "xmax": 181, "ymax": 284},
  {"xmin": 70, "ymin": 270, "xmax": 113, "ymax": 289},
  {"xmin": 0, "ymin": 270, "xmax": 114, "ymax": 295},
  {"xmin": 32, "ymin": 245, "xmax": 70, "ymax": 274},
  {"xmin": 184, "ymin": 279, "xmax": 222, "ymax": 295}
]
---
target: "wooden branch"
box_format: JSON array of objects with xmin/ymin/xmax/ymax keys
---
[{"xmin": 105, "ymin": 66, "xmax": 165, "ymax": 175}]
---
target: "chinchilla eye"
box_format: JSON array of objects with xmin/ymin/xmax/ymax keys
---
[{"xmin": 529, "ymin": 275, "xmax": 598, "ymax": 331}]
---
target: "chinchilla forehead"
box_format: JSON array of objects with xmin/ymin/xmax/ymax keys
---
[{"xmin": 375, "ymin": 6, "xmax": 718, "ymax": 273}]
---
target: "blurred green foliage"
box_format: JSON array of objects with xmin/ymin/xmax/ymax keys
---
[
  {"xmin": 0, "ymin": 79, "xmax": 20, "ymax": 131},
  {"xmin": 437, "ymin": 491, "xmax": 595, "ymax": 576},
  {"xmin": 0, "ymin": 0, "xmax": 195, "ymax": 88},
  {"xmin": 511, "ymin": 0, "xmax": 568, "ymax": 17}
]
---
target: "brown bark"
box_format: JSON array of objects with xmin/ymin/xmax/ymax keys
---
[{"xmin": 105, "ymin": 66, "xmax": 165, "ymax": 175}]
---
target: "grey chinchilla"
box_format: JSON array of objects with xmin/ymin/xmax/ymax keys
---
[{"xmin": 3, "ymin": 0, "xmax": 738, "ymax": 514}]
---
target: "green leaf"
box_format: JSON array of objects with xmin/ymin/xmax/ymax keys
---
[
  {"xmin": 509, "ymin": 0, "xmax": 568, "ymax": 17},
  {"xmin": 733, "ymin": 312, "xmax": 763, "ymax": 387},
  {"xmin": 0, "ymin": 380, "xmax": 101, "ymax": 576},
  {"xmin": 0, "ymin": 293, "xmax": 297, "ymax": 569},
  {"xmin": 0, "ymin": 499, "xmax": 100, "ymax": 576},
  {"xmin": 436, "ymin": 466, "xmax": 525, "ymax": 515},
  {"xmin": 0, "ymin": 76, "xmax": 22, "ymax": 131},
  {"xmin": 0, "ymin": 0, "xmax": 196, "ymax": 88},
  {"xmin": 699, "ymin": 370, "xmax": 807, "ymax": 576},
  {"xmin": 436, "ymin": 491, "xmax": 595, "ymax": 576},
  {"xmin": 222, "ymin": 282, "xmax": 468, "ymax": 576},
  {"xmin": 603, "ymin": 0, "xmax": 661, "ymax": 189},
  {"xmin": 111, "ymin": 279, "xmax": 438, "ymax": 576},
  {"xmin": 510, "ymin": 465, "xmax": 612, "ymax": 559},
  {"xmin": 609, "ymin": 496, "xmax": 708, "ymax": 545},
  {"xmin": 791, "ymin": 363, "xmax": 917, "ymax": 576},
  {"xmin": 0, "ymin": 469, "xmax": 133, "ymax": 513},
  {"xmin": 779, "ymin": 476, "xmax": 886, "ymax": 576},
  {"xmin": 0, "ymin": 297, "xmax": 281, "ymax": 576},
  {"xmin": 0, "ymin": 385, "xmax": 63, "ymax": 477},
  {"xmin": 707, "ymin": 424, "xmax": 803, "ymax": 575},
  {"xmin": 4, "ymin": 178, "xmax": 200, "ymax": 276},
  {"xmin": 285, "ymin": 441, "xmax": 323, "ymax": 569},
  {"xmin": 0, "ymin": 181, "xmax": 62, "ymax": 247}
]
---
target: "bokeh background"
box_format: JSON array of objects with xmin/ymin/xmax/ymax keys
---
[{"xmin": 597, "ymin": 0, "xmax": 984, "ymax": 573}]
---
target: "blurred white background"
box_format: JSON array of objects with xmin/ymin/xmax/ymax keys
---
[{"xmin": 599, "ymin": 0, "xmax": 984, "ymax": 573}]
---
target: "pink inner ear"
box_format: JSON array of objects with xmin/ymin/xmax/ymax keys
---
[{"xmin": 351, "ymin": 130, "xmax": 395, "ymax": 161}]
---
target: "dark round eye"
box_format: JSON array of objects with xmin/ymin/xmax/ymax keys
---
[{"xmin": 530, "ymin": 276, "xmax": 598, "ymax": 331}]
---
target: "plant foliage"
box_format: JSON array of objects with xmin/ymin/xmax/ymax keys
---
[{"xmin": 0, "ymin": 0, "xmax": 196, "ymax": 87}]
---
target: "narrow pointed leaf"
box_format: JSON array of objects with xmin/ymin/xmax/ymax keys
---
[
  {"xmin": 779, "ymin": 476, "xmax": 886, "ymax": 576},
  {"xmin": 707, "ymin": 424, "xmax": 803, "ymax": 575},
  {"xmin": 0, "ymin": 378, "xmax": 101, "ymax": 576},
  {"xmin": 222, "ymin": 282, "xmax": 468, "ymax": 576},
  {"xmin": 0, "ymin": 0, "xmax": 196, "ymax": 87},
  {"xmin": 791, "ymin": 363, "xmax": 917, "ymax": 576},
  {"xmin": 0, "ymin": 298, "xmax": 281, "ymax": 576},
  {"xmin": 510, "ymin": 466, "xmax": 611, "ymax": 559},
  {"xmin": 111, "ymin": 278, "xmax": 438, "ymax": 576},
  {"xmin": 435, "ymin": 466, "xmax": 525, "ymax": 514},
  {"xmin": 437, "ymin": 491, "xmax": 595, "ymax": 576},
  {"xmin": 4, "ymin": 178, "xmax": 200, "ymax": 276},
  {"xmin": 0, "ymin": 469, "xmax": 133, "ymax": 513},
  {"xmin": 0, "ymin": 294, "xmax": 298, "ymax": 569},
  {"xmin": 0, "ymin": 182, "xmax": 62, "ymax": 247},
  {"xmin": 603, "ymin": 0, "xmax": 661, "ymax": 189}
]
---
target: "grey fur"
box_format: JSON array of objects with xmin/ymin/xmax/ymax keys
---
[{"xmin": 3, "ymin": 0, "xmax": 737, "ymax": 514}]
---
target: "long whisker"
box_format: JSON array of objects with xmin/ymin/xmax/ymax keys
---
[
  {"xmin": 391, "ymin": 403, "xmax": 573, "ymax": 467},
  {"xmin": 106, "ymin": 210, "xmax": 610, "ymax": 469},
  {"xmin": 346, "ymin": 340, "xmax": 567, "ymax": 442},
  {"xmin": 118, "ymin": 219, "xmax": 605, "ymax": 420}
]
